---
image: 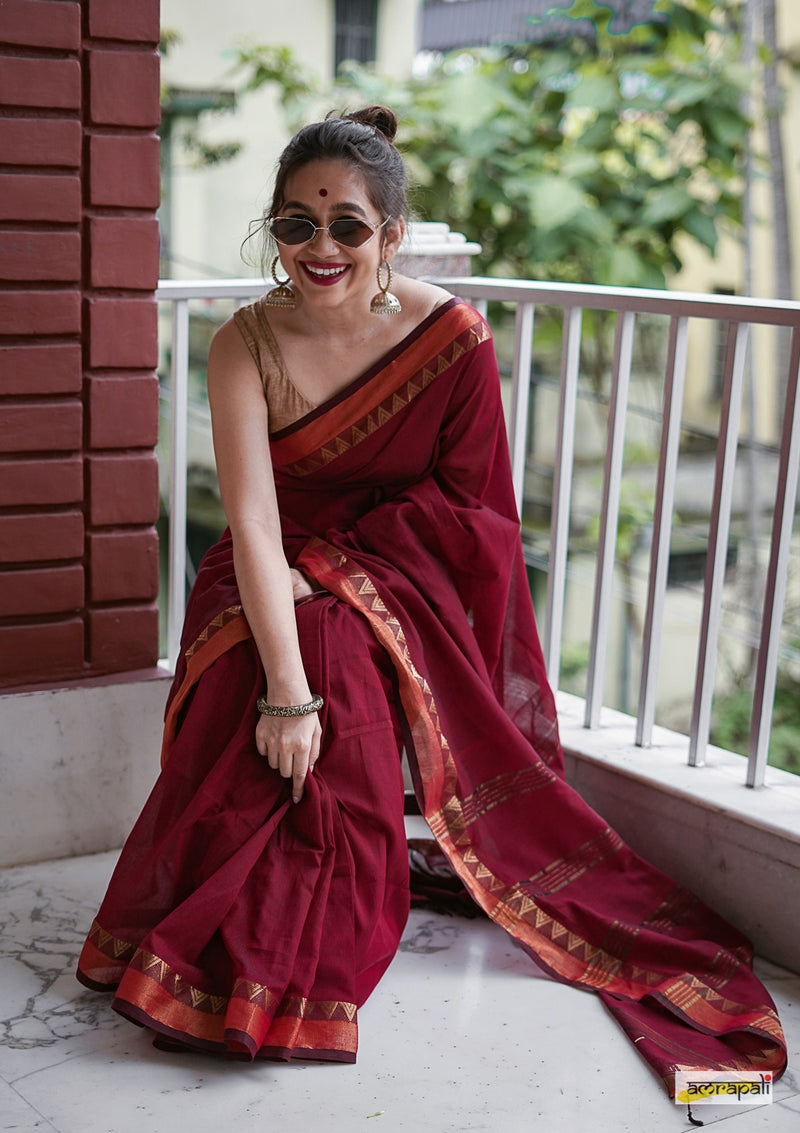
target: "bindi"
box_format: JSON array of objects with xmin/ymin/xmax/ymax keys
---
[{"xmin": 318, "ymin": 188, "xmax": 328, "ymax": 197}]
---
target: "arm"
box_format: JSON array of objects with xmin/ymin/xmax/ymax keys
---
[{"xmin": 207, "ymin": 319, "xmax": 320, "ymax": 802}]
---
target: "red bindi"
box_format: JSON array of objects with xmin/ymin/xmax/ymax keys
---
[{"xmin": 318, "ymin": 188, "xmax": 328, "ymax": 197}]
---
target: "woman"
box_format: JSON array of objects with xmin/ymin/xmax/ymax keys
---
[{"xmin": 77, "ymin": 107, "xmax": 786, "ymax": 1092}]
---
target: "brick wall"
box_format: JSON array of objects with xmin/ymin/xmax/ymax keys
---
[{"xmin": 0, "ymin": 0, "xmax": 161, "ymax": 686}]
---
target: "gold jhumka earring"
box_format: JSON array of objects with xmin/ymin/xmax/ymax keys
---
[
  {"xmin": 370, "ymin": 261, "xmax": 402, "ymax": 315},
  {"xmin": 264, "ymin": 256, "xmax": 296, "ymax": 309}
]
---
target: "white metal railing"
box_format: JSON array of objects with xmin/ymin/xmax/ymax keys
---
[
  {"xmin": 157, "ymin": 276, "xmax": 800, "ymax": 789},
  {"xmin": 157, "ymin": 279, "xmax": 269, "ymax": 666}
]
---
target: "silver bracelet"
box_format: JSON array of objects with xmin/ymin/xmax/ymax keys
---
[{"xmin": 256, "ymin": 693, "xmax": 324, "ymax": 718}]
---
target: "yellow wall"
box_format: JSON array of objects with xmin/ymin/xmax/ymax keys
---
[{"xmin": 671, "ymin": 0, "xmax": 799, "ymax": 445}]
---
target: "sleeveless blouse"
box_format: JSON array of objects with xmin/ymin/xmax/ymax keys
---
[
  {"xmin": 233, "ymin": 293, "xmax": 452, "ymax": 434},
  {"xmin": 233, "ymin": 297, "xmax": 315, "ymax": 433}
]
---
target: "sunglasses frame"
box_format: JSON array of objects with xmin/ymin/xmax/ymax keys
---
[{"xmin": 268, "ymin": 214, "xmax": 390, "ymax": 249}]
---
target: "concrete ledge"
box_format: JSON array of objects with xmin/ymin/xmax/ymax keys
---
[
  {"xmin": 558, "ymin": 691, "xmax": 800, "ymax": 973},
  {"xmin": 0, "ymin": 667, "xmax": 173, "ymax": 867}
]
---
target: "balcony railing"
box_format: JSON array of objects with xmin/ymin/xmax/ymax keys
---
[{"xmin": 156, "ymin": 276, "xmax": 800, "ymax": 792}]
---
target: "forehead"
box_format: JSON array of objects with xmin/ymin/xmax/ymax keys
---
[{"xmin": 281, "ymin": 159, "xmax": 374, "ymax": 210}]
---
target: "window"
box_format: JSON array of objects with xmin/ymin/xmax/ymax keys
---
[{"xmin": 335, "ymin": 0, "xmax": 378, "ymax": 70}]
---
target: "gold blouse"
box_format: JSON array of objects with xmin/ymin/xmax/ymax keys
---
[{"xmin": 233, "ymin": 297, "xmax": 315, "ymax": 433}]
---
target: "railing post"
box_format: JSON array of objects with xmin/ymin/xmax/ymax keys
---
[
  {"xmin": 636, "ymin": 316, "xmax": 689, "ymax": 746},
  {"xmin": 166, "ymin": 298, "xmax": 190, "ymax": 670},
  {"xmin": 747, "ymin": 327, "xmax": 800, "ymax": 786},
  {"xmin": 509, "ymin": 302, "xmax": 535, "ymax": 516},
  {"xmin": 544, "ymin": 306, "xmax": 582, "ymax": 687},
  {"xmin": 584, "ymin": 310, "xmax": 635, "ymax": 728},
  {"xmin": 688, "ymin": 321, "xmax": 749, "ymax": 766}
]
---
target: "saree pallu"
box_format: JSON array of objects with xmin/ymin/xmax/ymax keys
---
[{"xmin": 77, "ymin": 299, "xmax": 787, "ymax": 1091}]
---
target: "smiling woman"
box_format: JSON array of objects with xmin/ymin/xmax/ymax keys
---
[{"xmin": 76, "ymin": 106, "xmax": 787, "ymax": 1097}]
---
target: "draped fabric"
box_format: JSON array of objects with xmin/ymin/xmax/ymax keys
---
[{"xmin": 77, "ymin": 299, "xmax": 786, "ymax": 1091}]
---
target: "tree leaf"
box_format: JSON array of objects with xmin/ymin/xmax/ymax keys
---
[
  {"xmin": 705, "ymin": 106, "xmax": 750, "ymax": 147},
  {"xmin": 664, "ymin": 77, "xmax": 715, "ymax": 110},
  {"xmin": 566, "ymin": 73, "xmax": 619, "ymax": 112},
  {"xmin": 527, "ymin": 174, "xmax": 587, "ymax": 229},
  {"xmin": 681, "ymin": 206, "xmax": 718, "ymax": 253},
  {"xmin": 640, "ymin": 184, "xmax": 693, "ymax": 225}
]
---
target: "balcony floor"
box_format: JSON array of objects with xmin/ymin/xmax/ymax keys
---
[{"xmin": 2, "ymin": 825, "xmax": 799, "ymax": 1133}]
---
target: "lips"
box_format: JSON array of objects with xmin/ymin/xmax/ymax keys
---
[{"xmin": 299, "ymin": 261, "xmax": 350, "ymax": 286}]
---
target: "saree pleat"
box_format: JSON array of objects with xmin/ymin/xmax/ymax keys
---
[
  {"xmin": 77, "ymin": 298, "xmax": 786, "ymax": 1091},
  {"xmin": 78, "ymin": 597, "xmax": 409, "ymax": 1062}
]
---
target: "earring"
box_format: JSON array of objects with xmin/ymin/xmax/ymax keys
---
[
  {"xmin": 370, "ymin": 261, "xmax": 402, "ymax": 315},
  {"xmin": 264, "ymin": 256, "xmax": 296, "ymax": 309}
]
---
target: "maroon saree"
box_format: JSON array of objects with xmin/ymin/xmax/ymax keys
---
[{"xmin": 77, "ymin": 299, "xmax": 786, "ymax": 1091}]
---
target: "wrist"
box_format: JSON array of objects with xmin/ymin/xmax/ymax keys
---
[
  {"xmin": 263, "ymin": 678, "xmax": 312, "ymax": 706},
  {"xmin": 257, "ymin": 692, "xmax": 323, "ymax": 718}
]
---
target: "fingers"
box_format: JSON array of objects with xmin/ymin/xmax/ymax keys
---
[
  {"xmin": 308, "ymin": 719, "xmax": 321, "ymax": 774},
  {"xmin": 291, "ymin": 759, "xmax": 309, "ymax": 806},
  {"xmin": 255, "ymin": 715, "xmax": 321, "ymax": 804},
  {"xmin": 292, "ymin": 722, "xmax": 322, "ymax": 802}
]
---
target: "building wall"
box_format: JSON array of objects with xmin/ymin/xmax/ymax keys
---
[
  {"xmin": 0, "ymin": 0, "xmax": 162, "ymax": 687},
  {"xmin": 671, "ymin": 0, "xmax": 799, "ymax": 446}
]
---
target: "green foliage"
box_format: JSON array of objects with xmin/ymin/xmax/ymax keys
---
[
  {"xmin": 711, "ymin": 681, "xmax": 800, "ymax": 776},
  {"xmin": 159, "ymin": 28, "xmax": 181, "ymax": 58},
  {"xmin": 230, "ymin": 44, "xmax": 316, "ymax": 111},
  {"xmin": 178, "ymin": 134, "xmax": 243, "ymax": 168},
  {"xmin": 586, "ymin": 442, "xmax": 664, "ymax": 562},
  {"xmin": 228, "ymin": 0, "xmax": 750, "ymax": 289}
]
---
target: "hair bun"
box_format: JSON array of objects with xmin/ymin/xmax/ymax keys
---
[{"xmin": 345, "ymin": 105, "xmax": 398, "ymax": 144}]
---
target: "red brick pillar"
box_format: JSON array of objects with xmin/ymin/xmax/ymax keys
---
[{"xmin": 0, "ymin": 0, "xmax": 161, "ymax": 687}]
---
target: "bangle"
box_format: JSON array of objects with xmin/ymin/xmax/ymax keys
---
[{"xmin": 256, "ymin": 693, "xmax": 324, "ymax": 718}]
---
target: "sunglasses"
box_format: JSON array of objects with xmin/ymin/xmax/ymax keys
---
[{"xmin": 268, "ymin": 215, "xmax": 389, "ymax": 249}]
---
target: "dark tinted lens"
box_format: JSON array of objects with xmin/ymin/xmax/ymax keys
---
[
  {"xmin": 271, "ymin": 217, "xmax": 315, "ymax": 245},
  {"xmin": 328, "ymin": 219, "xmax": 375, "ymax": 247}
]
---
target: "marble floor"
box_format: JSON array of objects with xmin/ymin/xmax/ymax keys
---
[{"xmin": 1, "ymin": 828, "xmax": 798, "ymax": 1133}]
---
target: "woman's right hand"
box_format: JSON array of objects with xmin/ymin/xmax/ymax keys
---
[
  {"xmin": 290, "ymin": 568, "xmax": 320, "ymax": 601},
  {"xmin": 255, "ymin": 709, "xmax": 321, "ymax": 804}
]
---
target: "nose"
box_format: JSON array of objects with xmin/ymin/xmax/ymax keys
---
[{"xmin": 307, "ymin": 224, "xmax": 339, "ymax": 252}]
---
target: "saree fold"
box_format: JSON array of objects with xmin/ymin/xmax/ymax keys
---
[{"xmin": 77, "ymin": 299, "xmax": 786, "ymax": 1091}]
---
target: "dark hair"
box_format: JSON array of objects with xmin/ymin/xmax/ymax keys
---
[
  {"xmin": 268, "ymin": 105, "xmax": 408, "ymax": 223},
  {"xmin": 242, "ymin": 106, "xmax": 409, "ymax": 273}
]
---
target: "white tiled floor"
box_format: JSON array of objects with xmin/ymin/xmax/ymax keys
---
[{"xmin": 1, "ymin": 832, "xmax": 798, "ymax": 1133}]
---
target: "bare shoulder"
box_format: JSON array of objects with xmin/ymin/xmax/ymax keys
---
[
  {"xmin": 209, "ymin": 314, "xmax": 248, "ymax": 364},
  {"xmin": 207, "ymin": 315, "xmax": 259, "ymax": 390},
  {"xmin": 394, "ymin": 275, "xmax": 454, "ymax": 325}
]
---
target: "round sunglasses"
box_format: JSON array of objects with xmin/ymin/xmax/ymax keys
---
[{"xmin": 268, "ymin": 215, "xmax": 389, "ymax": 249}]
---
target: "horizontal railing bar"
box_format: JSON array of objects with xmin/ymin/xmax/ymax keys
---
[
  {"xmin": 157, "ymin": 278, "xmax": 268, "ymax": 301},
  {"xmin": 158, "ymin": 275, "xmax": 800, "ymax": 326},
  {"xmin": 435, "ymin": 276, "xmax": 800, "ymax": 326}
]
